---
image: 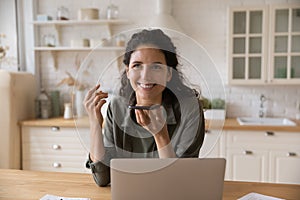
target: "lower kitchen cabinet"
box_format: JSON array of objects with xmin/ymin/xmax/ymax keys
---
[
  {"xmin": 269, "ymin": 150, "xmax": 300, "ymax": 184},
  {"xmin": 224, "ymin": 130, "xmax": 300, "ymax": 184},
  {"xmin": 225, "ymin": 148, "xmax": 269, "ymax": 182},
  {"xmin": 199, "ymin": 129, "xmax": 225, "ymax": 158},
  {"xmin": 22, "ymin": 126, "xmax": 91, "ymax": 173},
  {"xmin": 21, "ymin": 121, "xmax": 300, "ymax": 184}
]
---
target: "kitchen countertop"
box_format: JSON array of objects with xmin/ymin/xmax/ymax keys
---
[
  {"xmin": 20, "ymin": 117, "xmax": 300, "ymax": 132},
  {"xmin": 213, "ymin": 118, "xmax": 300, "ymax": 132},
  {"xmin": 19, "ymin": 116, "xmax": 90, "ymax": 128}
]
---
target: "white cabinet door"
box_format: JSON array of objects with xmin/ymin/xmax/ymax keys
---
[
  {"xmin": 270, "ymin": 150, "xmax": 300, "ymax": 184},
  {"xmin": 228, "ymin": 7, "xmax": 268, "ymax": 85},
  {"xmin": 269, "ymin": 5, "xmax": 300, "ymax": 84},
  {"xmin": 199, "ymin": 129, "xmax": 224, "ymax": 158},
  {"xmin": 226, "ymin": 148, "xmax": 269, "ymax": 182}
]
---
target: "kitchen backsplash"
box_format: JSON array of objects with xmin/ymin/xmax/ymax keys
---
[
  {"xmin": 33, "ymin": 0, "xmax": 300, "ymax": 119},
  {"xmin": 225, "ymin": 85, "xmax": 300, "ymax": 118}
]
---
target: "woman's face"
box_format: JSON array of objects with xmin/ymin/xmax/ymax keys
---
[{"xmin": 126, "ymin": 45, "xmax": 172, "ymax": 105}]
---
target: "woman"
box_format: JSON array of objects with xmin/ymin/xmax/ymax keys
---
[{"xmin": 84, "ymin": 29, "xmax": 205, "ymax": 187}]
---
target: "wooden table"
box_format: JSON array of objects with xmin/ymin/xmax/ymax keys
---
[{"xmin": 0, "ymin": 169, "xmax": 299, "ymax": 200}]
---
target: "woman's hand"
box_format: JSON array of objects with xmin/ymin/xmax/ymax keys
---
[
  {"xmin": 84, "ymin": 84, "xmax": 107, "ymax": 162},
  {"xmin": 135, "ymin": 106, "xmax": 176, "ymax": 158},
  {"xmin": 84, "ymin": 84, "xmax": 108, "ymax": 126},
  {"xmin": 135, "ymin": 106, "xmax": 166, "ymax": 136}
]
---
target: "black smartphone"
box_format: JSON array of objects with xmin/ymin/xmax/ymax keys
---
[{"xmin": 128, "ymin": 105, "xmax": 160, "ymax": 110}]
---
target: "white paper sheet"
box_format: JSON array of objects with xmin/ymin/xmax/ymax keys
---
[
  {"xmin": 40, "ymin": 194, "xmax": 90, "ymax": 200},
  {"xmin": 238, "ymin": 192, "xmax": 285, "ymax": 200}
]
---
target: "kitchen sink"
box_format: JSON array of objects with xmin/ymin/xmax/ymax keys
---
[{"xmin": 237, "ymin": 117, "xmax": 296, "ymax": 126}]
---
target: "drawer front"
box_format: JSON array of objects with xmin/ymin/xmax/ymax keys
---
[
  {"xmin": 22, "ymin": 126, "xmax": 89, "ymax": 142},
  {"xmin": 22, "ymin": 159, "xmax": 90, "ymax": 173},
  {"xmin": 226, "ymin": 131, "xmax": 300, "ymax": 149}
]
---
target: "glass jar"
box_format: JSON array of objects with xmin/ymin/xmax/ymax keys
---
[
  {"xmin": 43, "ymin": 34, "xmax": 56, "ymax": 47},
  {"xmin": 57, "ymin": 6, "xmax": 69, "ymax": 20},
  {"xmin": 115, "ymin": 34, "xmax": 126, "ymax": 47},
  {"xmin": 36, "ymin": 89, "xmax": 52, "ymax": 119},
  {"xmin": 106, "ymin": 4, "xmax": 119, "ymax": 19}
]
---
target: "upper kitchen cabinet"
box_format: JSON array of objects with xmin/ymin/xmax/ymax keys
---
[
  {"xmin": 228, "ymin": 4, "xmax": 300, "ymax": 85},
  {"xmin": 270, "ymin": 5, "xmax": 300, "ymax": 84}
]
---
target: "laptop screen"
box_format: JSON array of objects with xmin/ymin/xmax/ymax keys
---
[{"xmin": 111, "ymin": 158, "xmax": 226, "ymax": 200}]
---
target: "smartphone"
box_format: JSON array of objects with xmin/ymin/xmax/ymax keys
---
[{"xmin": 128, "ymin": 105, "xmax": 160, "ymax": 110}]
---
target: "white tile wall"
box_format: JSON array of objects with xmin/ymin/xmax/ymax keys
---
[{"xmin": 33, "ymin": 0, "xmax": 300, "ymax": 119}]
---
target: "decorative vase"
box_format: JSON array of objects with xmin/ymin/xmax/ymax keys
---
[{"xmin": 75, "ymin": 90, "xmax": 85, "ymax": 118}]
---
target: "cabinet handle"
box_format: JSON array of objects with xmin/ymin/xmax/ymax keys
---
[
  {"xmin": 52, "ymin": 144, "xmax": 61, "ymax": 150},
  {"xmin": 243, "ymin": 150, "xmax": 253, "ymax": 155},
  {"xmin": 287, "ymin": 152, "xmax": 297, "ymax": 157},
  {"xmin": 51, "ymin": 126, "xmax": 60, "ymax": 131},
  {"xmin": 52, "ymin": 162, "xmax": 62, "ymax": 168},
  {"xmin": 265, "ymin": 131, "xmax": 274, "ymax": 136}
]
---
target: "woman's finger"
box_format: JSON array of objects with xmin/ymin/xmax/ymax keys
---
[
  {"xmin": 153, "ymin": 106, "xmax": 164, "ymax": 121},
  {"xmin": 136, "ymin": 110, "xmax": 146, "ymax": 125},
  {"xmin": 84, "ymin": 84, "xmax": 100, "ymax": 101},
  {"xmin": 84, "ymin": 85, "xmax": 108, "ymax": 115},
  {"xmin": 136, "ymin": 109, "xmax": 150, "ymax": 126},
  {"xmin": 135, "ymin": 110, "xmax": 142, "ymax": 124}
]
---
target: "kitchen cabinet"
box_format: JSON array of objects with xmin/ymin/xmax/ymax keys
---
[
  {"xmin": 224, "ymin": 130, "xmax": 300, "ymax": 184},
  {"xmin": 20, "ymin": 118, "xmax": 300, "ymax": 184},
  {"xmin": 225, "ymin": 148, "xmax": 269, "ymax": 182},
  {"xmin": 229, "ymin": 6, "xmax": 267, "ymax": 84},
  {"xmin": 228, "ymin": 5, "xmax": 300, "ymax": 85},
  {"xmin": 269, "ymin": 5, "xmax": 300, "ymax": 84},
  {"xmin": 199, "ymin": 129, "xmax": 225, "ymax": 159},
  {"xmin": 22, "ymin": 126, "xmax": 90, "ymax": 173},
  {"xmin": 269, "ymin": 150, "xmax": 300, "ymax": 184}
]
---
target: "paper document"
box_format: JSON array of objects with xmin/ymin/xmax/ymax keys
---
[
  {"xmin": 238, "ymin": 192, "xmax": 285, "ymax": 200},
  {"xmin": 40, "ymin": 194, "xmax": 90, "ymax": 200}
]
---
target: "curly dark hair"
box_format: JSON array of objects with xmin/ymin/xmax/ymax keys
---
[{"xmin": 119, "ymin": 29, "xmax": 197, "ymax": 103}]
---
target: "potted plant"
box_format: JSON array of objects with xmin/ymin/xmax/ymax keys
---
[
  {"xmin": 201, "ymin": 97, "xmax": 226, "ymax": 120},
  {"xmin": 199, "ymin": 97, "xmax": 211, "ymax": 110}
]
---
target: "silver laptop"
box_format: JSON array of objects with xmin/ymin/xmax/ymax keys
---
[{"xmin": 111, "ymin": 158, "xmax": 226, "ymax": 200}]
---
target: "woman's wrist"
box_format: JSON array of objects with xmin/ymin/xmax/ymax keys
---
[
  {"xmin": 157, "ymin": 142, "xmax": 176, "ymax": 158},
  {"xmin": 89, "ymin": 120, "xmax": 105, "ymax": 162},
  {"xmin": 153, "ymin": 125, "xmax": 170, "ymax": 148},
  {"xmin": 89, "ymin": 118, "xmax": 102, "ymax": 131}
]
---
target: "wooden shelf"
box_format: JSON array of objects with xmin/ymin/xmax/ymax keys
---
[
  {"xmin": 34, "ymin": 46, "xmax": 125, "ymax": 51},
  {"xmin": 32, "ymin": 18, "xmax": 129, "ymax": 69},
  {"xmin": 32, "ymin": 19, "xmax": 130, "ymax": 26}
]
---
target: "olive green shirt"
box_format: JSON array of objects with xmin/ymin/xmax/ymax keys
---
[{"xmin": 86, "ymin": 95, "xmax": 205, "ymax": 187}]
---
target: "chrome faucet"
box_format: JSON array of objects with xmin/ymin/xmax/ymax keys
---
[{"xmin": 259, "ymin": 94, "xmax": 266, "ymax": 118}]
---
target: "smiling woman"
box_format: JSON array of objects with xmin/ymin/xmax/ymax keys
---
[
  {"xmin": 126, "ymin": 48, "xmax": 172, "ymax": 105},
  {"xmin": 84, "ymin": 29, "xmax": 206, "ymax": 187}
]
